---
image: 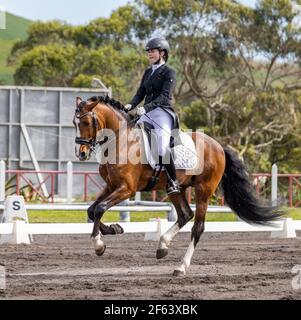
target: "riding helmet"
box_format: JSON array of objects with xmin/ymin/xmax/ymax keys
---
[{"xmin": 145, "ymin": 37, "xmax": 170, "ymax": 53}]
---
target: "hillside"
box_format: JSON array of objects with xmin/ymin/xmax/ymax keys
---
[{"xmin": 0, "ymin": 12, "xmax": 32, "ymax": 84}]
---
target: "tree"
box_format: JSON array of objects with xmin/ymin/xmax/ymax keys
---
[
  {"xmin": 8, "ymin": 0, "xmax": 301, "ymax": 172},
  {"xmin": 9, "ymin": 6, "xmax": 148, "ymax": 101},
  {"xmin": 149, "ymin": 0, "xmax": 301, "ymax": 171},
  {"xmin": 14, "ymin": 44, "xmax": 79, "ymax": 86}
]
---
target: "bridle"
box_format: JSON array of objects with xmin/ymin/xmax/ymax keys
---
[
  {"xmin": 73, "ymin": 99, "xmax": 137, "ymax": 159},
  {"xmin": 74, "ymin": 108, "xmax": 100, "ymax": 152}
]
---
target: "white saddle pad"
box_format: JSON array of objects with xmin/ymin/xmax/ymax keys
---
[{"xmin": 140, "ymin": 129, "xmax": 197, "ymax": 170}]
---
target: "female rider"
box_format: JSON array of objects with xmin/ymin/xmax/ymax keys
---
[{"xmin": 124, "ymin": 38, "xmax": 180, "ymax": 195}]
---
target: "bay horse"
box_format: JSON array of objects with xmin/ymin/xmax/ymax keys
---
[{"xmin": 73, "ymin": 95, "xmax": 284, "ymax": 276}]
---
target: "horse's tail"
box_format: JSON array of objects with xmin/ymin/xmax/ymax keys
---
[{"xmin": 221, "ymin": 148, "xmax": 285, "ymax": 225}]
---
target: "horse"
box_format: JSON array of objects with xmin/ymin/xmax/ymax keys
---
[{"xmin": 73, "ymin": 95, "xmax": 284, "ymax": 276}]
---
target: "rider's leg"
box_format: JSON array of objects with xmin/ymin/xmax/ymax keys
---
[
  {"xmin": 150, "ymin": 109, "xmax": 181, "ymax": 195},
  {"xmin": 160, "ymin": 139, "xmax": 181, "ymax": 194}
]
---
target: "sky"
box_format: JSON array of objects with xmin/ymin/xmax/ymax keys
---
[{"xmin": 0, "ymin": 0, "xmax": 257, "ymax": 25}]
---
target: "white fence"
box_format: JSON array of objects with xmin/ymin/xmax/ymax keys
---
[{"xmin": 0, "ymin": 218, "xmax": 300, "ymax": 245}]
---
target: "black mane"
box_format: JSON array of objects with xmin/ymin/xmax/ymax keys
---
[{"xmin": 88, "ymin": 95, "xmax": 134, "ymax": 126}]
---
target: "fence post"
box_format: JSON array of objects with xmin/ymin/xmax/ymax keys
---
[
  {"xmin": 135, "ymin": 192, "xmax": 141, "ymax": 202},
  {"xmin": 0, "ymin": 160, "xmax": 5, "ymax": 203},
  {"xmin": 119, "ymin": 199, "xmax": 130, "ymax": 222},
  {"xmin": 67, "ymin": 161, "xmax": 73, "ymax": 204},
  {"xmin": 271, "ymin": 164, "xmax": 278, "ymax": 206}
]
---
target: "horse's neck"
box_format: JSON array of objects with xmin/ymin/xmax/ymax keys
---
[{"xmin": 102, "ymin": 106, "xmax": 127, "ymax": 133}]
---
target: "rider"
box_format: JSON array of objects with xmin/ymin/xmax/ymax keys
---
[{"xmin": 124, "ymin": 37, "xmax": 181, "ymax": 195}]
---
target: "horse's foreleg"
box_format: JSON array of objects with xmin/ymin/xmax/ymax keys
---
[
  {"xmin": 91, "ymin": 184, "xmax": 134, "ymax": 256},
  {"xmin": 157, "ymin": 189, "xmax": 194, "ymax": 259},
  {"xmin": 87, "ymin": 185, "xmax": 110, "ymax": 222},
  {"xmin": 173, "ymin": 200, "xmax": 207, "ymax": 276},
  {"xmin": 87, "ymin": 186, "xmax": 123, "ymax": 235},
  {"xmin": 91, "ymin": 217, "xmax": 106, "ymax": 256}
]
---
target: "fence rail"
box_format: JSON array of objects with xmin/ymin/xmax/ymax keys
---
[{"xmin": 1, "ymin": 161, "xmax": 301, "ymax": 207}]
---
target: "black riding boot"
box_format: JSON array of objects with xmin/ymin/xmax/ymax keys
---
[{"xmin": 163, "ymin": 154, "xmax": 181, "ymax": 195}]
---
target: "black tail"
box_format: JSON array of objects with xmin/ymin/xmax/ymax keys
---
[{"xmin": 221, "ymin": 148, "xmax": 285, "ymax": 225}]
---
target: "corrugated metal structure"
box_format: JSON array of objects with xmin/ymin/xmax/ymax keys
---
[{"xmin": 0, "ymin": 85, "xmax": 111, "ymax": 198}]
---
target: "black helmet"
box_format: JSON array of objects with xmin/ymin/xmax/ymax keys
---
[{"xmin": 145, "ymin": 38, "xmax": 170, "ymax": 53}]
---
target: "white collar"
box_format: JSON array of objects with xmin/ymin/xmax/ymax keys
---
[{"xmin": 151, "ymin": 61, "xmax": 165, "ymax": 73}]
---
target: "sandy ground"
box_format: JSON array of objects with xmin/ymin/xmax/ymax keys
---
[{"xmin": 0, "ymin": 231, "xmax": 301, "ymax": 300}]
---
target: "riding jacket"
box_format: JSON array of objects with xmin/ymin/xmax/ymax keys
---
[
  {"xmin": 129, "ymin": 63, "xmax": 178, "ymax": 128},
  {"xmin": 130, "ymin": 63, "xmax": 176, "ymax": 111}
]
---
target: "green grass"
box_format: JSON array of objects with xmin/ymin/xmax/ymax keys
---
[
  {"xmin": 0, "ymin": 39, "xmax": 16, "ymax": 84},
  {"xmin": 286, "ymin": 207, "xmax": 301, "ymax": 220},
  {"xmin": 0, "ymin": 12, "xmax": 31, "ymax": 41},
  {"xmin": 28, "ymin": 211, "xmax": 168, "ymax": 223},
  {"xmin": 0, "ymin": 12, "xmax": 32, "ymax": 84},
  {"xmin": 28, "ymin": 207, "xmax": 301, "ymax": 223}
]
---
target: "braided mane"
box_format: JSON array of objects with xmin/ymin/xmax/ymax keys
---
[{"xmin": 88, "ymin": 95, "xmax": 134, "ymax": 126}]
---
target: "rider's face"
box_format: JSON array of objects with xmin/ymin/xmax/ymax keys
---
[{"xmin": 147, "ymin": 49, "xmax": 164, "ymax": 64}]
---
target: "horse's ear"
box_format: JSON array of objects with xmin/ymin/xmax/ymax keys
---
[
  {"xmin": 85, "ymin": 100, "xmax": 99, "ymax": 111},
  {"xmin": 76, "ymin": 97, "xmax": 82, "ymax": 107}
]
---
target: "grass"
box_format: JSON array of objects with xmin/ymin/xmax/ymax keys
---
[
  {"xmin": 286, "ymin": 207, "xmax": 301, "ymax": 220},
  {"xmin": 0, "ymin": 12, "xmax": 31, "ymax": 84},
  {"xmin": 0, "ymin": 39, "xmax": 16, "ymax": 84},
  {"xmin": 0, "ymin": 12, "xmax": 31, "ymax": 41},
  {"xmin": 27, "ymin": 207, "xmax": 301, "ymax": 223},
  {"xmin": 28, "ymin": 211, "xmax": 170, "ymax": 223}
]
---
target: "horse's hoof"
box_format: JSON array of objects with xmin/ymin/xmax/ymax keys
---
[
  {"xmin": 173, "ymin": 269, "xmax": 186, "ymax": 277},
  {"xmin": 110, "ymin": 223, "xmax": 124, "ymax": 234},
  {"xmin": 95, "ymin": 244, "xmax": 106, "ymax": 256},
  {"xmin": 156, "ymin": 248, "xmax": 168, "ymax": 259}
]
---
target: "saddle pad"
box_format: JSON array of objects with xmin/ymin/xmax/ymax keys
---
[{"xmin": 140, "ymin": 129, "xmax": 197, "ymax": 170}]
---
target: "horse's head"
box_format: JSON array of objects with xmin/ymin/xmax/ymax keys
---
[{"xmin": 73, "ymin": 97, "xmax": 100, "ymax": 161}]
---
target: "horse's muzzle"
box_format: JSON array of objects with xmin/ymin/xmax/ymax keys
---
[
  {"xmin": 76, "ymin": 146, "xmax": 91, "ymax": 161},
  {"xmin": 78, "ymin": 148, "xmax": 90, "ymax": 161},
  {"xmin": 75, "ymin": 137, "xmax": 93, "ymax": 161}
]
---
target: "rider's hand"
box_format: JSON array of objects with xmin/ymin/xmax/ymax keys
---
[
  {"xmin": 124, "ymin": 103, "xmax": 132, "ymax": 111},
  {"xmin": 136, "ymin": 106, "xmax": 146, "ymax": 116}
]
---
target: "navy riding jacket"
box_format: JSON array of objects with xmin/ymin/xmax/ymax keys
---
[{"xmin": 129, "ymin": 64, "xmax": 176, "ymax": 113}]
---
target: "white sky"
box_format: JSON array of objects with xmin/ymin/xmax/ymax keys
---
[{"xmin": 0, "ymin": 0, "xmax": 256, "ymax": 25}]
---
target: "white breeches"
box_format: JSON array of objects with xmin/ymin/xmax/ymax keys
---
[{"xmin": 137, "ymin": 107, "xmax": 173, "ymax": 157}]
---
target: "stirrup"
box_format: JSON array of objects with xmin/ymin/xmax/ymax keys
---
[{"xmin": 166, "ymin": 180, "xmax": 181, "ymax": 195}]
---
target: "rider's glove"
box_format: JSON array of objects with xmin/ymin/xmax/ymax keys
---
[
  {"xmin": 136, "ymin": 106, "xmax": 146, "ymax": 116},
  {"xmin": 124, "ymin": 103, "xmax": 132, "ymax": 111}
]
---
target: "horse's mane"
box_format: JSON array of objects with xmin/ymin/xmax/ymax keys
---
[{"xmin": 88, "ymin": 95, "xmax": 134, "ymax": 127}]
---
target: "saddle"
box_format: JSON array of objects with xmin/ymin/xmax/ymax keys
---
[{"xmin": 137, "ymin": 121, "xmax": 198, "ymax": 191}]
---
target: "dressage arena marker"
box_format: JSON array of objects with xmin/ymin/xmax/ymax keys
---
[{"xmin": 0, "ymin": 195, "xmax": 32, "ymax": 244}]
